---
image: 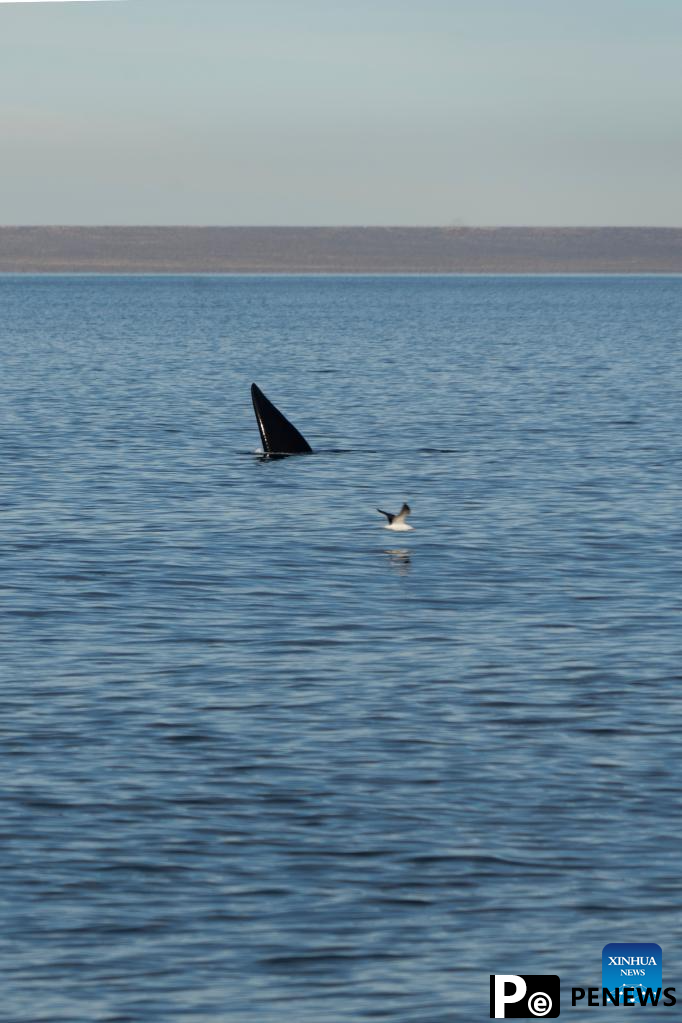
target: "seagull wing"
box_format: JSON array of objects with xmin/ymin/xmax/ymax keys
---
[
  {"xmin": 393, "ymin": 503, "xmax": 411, "ymax": 524},
  {"xmin": 377, "ymin": 508, "xmax": 395, "ymax": 524}
]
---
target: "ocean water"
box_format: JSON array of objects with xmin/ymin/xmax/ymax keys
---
[{"xmin": 2, "ymin": 274, "xmax": 682, "ymax": 1022}]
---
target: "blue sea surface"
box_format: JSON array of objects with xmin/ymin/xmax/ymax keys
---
[{"xmin": 2, "ymin": 274, "xmax": 682, "ymax": 1022}]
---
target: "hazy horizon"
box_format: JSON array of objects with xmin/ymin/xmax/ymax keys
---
[
  {"xmin": 2, "ymin": 225, "xmax": 681, "ymax": 275},
  {"xmin": 1, "ymin": 0, "xmax": 681, "ymax": 227},
  {"xmin": 2, "ymin": 223, "xmax": 681, "ymax": 228}
]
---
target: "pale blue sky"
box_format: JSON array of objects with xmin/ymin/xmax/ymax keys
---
[{"xmin": 1, "ymin": 0, "xmax": 680, "ymax": 224}]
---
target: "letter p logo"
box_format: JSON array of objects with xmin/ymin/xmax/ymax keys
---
[
  {"xmin": 490, "ymin": 974, "xmax": 560, "ymax": 1017},
  {"xmin": 492, "ymin": 975, "xmax": 527, "ymax": 1018}
]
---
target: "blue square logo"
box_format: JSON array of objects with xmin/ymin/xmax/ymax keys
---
[{"xmin": 602, "ymin": 943, "xmax": 662, "ymax": 997}]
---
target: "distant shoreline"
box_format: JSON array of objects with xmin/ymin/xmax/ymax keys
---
[{"xmin": 1, "ymin": 227, "xmax": 681, "ymax": 274}]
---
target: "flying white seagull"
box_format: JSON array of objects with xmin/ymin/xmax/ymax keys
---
[{"xmin": 377, "ymin": 503, "xmax": 414, "ymax": 531}]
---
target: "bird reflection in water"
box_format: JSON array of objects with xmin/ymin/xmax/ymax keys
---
[{"xmin": 384, "ymin": 548, "xmax": 412, "ymax": 573}]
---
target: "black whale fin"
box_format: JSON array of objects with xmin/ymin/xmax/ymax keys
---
[{"xmin": 251, "ymin": 383, "xmax": 313, "ymax": 455}]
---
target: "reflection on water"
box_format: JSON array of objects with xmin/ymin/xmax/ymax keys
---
[
  {"xmin": 2, "ymin": 274, "xmax": 682, "ymax": 1023},
  {"xmin": 384, "ymin": 547, "xmax": 412, "ymax": 572}
]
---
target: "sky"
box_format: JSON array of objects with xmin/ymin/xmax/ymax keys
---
[{"xmin": 0, "ymin": 0, "xmax": 680, "ymax": 225}]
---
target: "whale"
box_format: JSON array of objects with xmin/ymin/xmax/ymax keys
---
[{"xmin": 251, "ymin": 383, "xmax": 313, "ymax": 456}]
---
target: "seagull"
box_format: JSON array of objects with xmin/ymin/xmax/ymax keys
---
[{"xmin": 377, "ymin": 503, "xmax": 414, "ymax": 531}]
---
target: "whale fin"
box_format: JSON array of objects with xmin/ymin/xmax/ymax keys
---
[{"xmin": 251, "ymin": 383, "xmax": 313, "ymax": 455}]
